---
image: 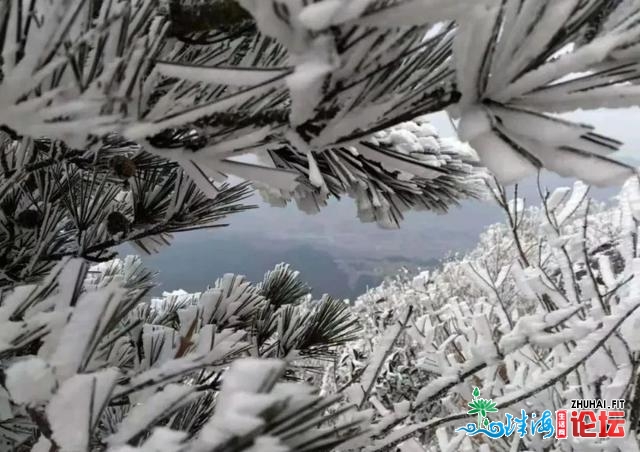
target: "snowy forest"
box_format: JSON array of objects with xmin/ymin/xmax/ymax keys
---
[{"xmin": 3, "ymin": 0, "xmax": 640, "ymax": 451}]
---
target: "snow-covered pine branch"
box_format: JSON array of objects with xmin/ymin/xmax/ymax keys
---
[
  {"xmin": 0, "ymin": 257, "xmax": 365, "ymax": 451},
  {"xmin": 6, "ymin": 1, "xmax": 640, "ymax": 229},
  {"xmin": 0, "ymin": 130, "xmax": 253, "ymax": 289}
]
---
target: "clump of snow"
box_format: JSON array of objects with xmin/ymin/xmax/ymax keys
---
[
  {"xmin": 108, "ymin": 384, "xmax": 197, "ymax": 446},
  {"xmin": 5, "ymin": 357, "xmax": 57, "ymax": 405},
  {"xmin": 47, "ymin": 369, "xmax": 120, "ymax": 451},
  {"xmin": 31, "ymin": 436, "xmax": 52, "ymax": 452},
  {"xmin": 411, "ymin": 271, "xmax": 431, "ymax": 291}
]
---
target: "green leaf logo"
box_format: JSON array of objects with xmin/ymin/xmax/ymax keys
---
[
  {"xmin": 466, "ymin": 388, "xmax": 498, "ymax": 429},
  {"xmin": 467, "ymin": 398, "xmax": 498, "ymax": 417}
]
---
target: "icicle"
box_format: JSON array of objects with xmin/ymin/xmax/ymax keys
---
[{"xmin": 286, "ymin": 130, "xmax": 327, "ymax": 191}]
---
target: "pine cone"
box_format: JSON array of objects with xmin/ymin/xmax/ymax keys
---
[
  {"xmin": 110, "ymin": 156, "xmax": 137, "ymax": 178},
  {"xmin": 167, "ymin": 0, "xmax": 253, "ymax": 36},
  {"xmin": 106, "ymin": 212, "xmax": 130, "ymax": 235},
  {"xmin": 15, "ymin": 209, "xmax": 43, "ymax": 229}
]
